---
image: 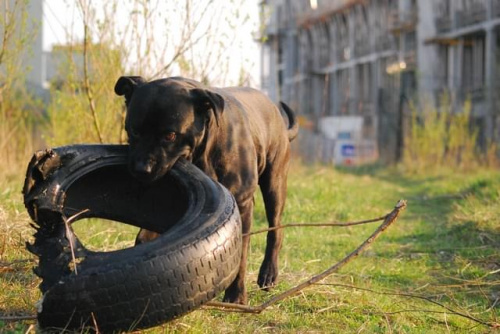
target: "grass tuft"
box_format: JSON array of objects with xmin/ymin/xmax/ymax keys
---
[{"xmin": 2, "ymin": 162, "xmax": 499, "ymax": 332}]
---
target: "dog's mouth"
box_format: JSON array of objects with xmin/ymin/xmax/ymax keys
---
[
  {"xmin": 130, "ymin": 158, "xmax": 178, "ymax": 184},
  {"xmin": 132, "ymin": 170, "xmax": 163, "ymax": 184},
  {"xmin": 129, "ymin": 147, "xmax": 193, "ymax": 184}
]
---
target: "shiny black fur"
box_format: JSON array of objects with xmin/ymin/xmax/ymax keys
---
[{"xmin": 115, "ymin": 76, "xmax": 298, "ymax": 304}]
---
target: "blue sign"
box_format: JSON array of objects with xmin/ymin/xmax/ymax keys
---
[{"xmin": 341, "ymin": 144, "xmax": 355, "ymax": 157}]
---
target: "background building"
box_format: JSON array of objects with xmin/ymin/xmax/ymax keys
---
[
  {"xmin": 0, "ymin": 0, "xmax": 84, "ymax": 101},
  {"xmin": 0, "ymin": 0, "xmax": 45, "ymax": 96},
  {"xmin": 260, "ymin": 0, "xmax": 500, "ymax": 163}
]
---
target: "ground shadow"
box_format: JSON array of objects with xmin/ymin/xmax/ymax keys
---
[{"xmin": 334, "ymin": 165, "xmax": 500, "ymax": 317}]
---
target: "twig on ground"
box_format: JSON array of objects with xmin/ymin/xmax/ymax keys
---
[
  {"xmin": 0, "ymin": 314, "xmax": 37, "ymax": 321},
  {"xmin": 244, "ymin": 215, "xmax": 386, "ymax": 236},
  {"xmin": 90, "ymin": 312, "xmax": 100, "ymax": 334},
  {"xmin": 0, "ymin": 259, "xmax": 35, "ymax": 273},
  {"xmin": 205, "ymin": 200, "xmax": 407, "ymax": 313},
  {"xmin": 62, "ymin": 209, "xmax": 89, "ymax": 275},
  {"xmin": 318, "ymin": 283, "xmax": 498, "ymax": 328}
]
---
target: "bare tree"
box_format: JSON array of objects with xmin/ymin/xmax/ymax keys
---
[
  {"xmin": 46, "ymin": 0, "xmax": 258, "ymax": 145},
  {"xmin": 0, "ymin": 0, "xmax": 42, "ymax": 176}
]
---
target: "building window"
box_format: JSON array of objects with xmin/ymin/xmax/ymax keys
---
[
  {"xmin": 293, "ymin": 34, "xmax": 300, "ymax": 75},
  {"xmin": 439, "ymin": 45, "xmax": 449, "ymax": 89},
  {"xmin": 320, "ymin": 22, "xmax": 330, "ymax": 67},
  {"xmin": 496, "ymin": 29, "xmax": 500, "ymax": 83},
  {"xmin": 357, "ymin": 63, "xmax": 373, "ymax": 114},
  {"xmin": 337, "ymin": 69, "xmax": 350, "ymax": 114},
  {"xmin": 298, "ymin": 30, "xmax": 312, "ymax": 74},
  {"xmin": 435, "ymin": 0, "xmax": 451, "ymax": 32},
  {"xmin": 462, "ymin": 33, "xmax": 485, "ymax": 99},
  {"xmin": 403, "ymin": 31, "xmax": 417, "ymax": 67},
  {"xmin": 339, "ymin": 14, "xmax": 349, "ymax": 62}
]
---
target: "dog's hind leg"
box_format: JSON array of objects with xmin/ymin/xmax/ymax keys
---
[{"xmin": 257, "ymin": 150, "xmax": 291, "ymax": 290}]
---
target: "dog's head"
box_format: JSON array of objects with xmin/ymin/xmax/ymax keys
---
[{"xmin": 115, "ymin": 76, "xmax": 224, "ymax": 183}]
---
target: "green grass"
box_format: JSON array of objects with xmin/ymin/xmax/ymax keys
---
[{"xmin": 1, "ymin": 160, "xmax": 499, "ymax": 333}]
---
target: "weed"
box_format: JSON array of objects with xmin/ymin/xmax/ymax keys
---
[
  {"xmin": 2, "ymin": 160, "xmax": 500, "ymax": 332},
  {"xmin": 402, "ymin": 95, "xmax": 496, "ymax": 173}
]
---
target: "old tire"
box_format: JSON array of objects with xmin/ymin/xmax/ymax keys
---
[{"xmin": 23, "ymin": 145, "xmax": 241, "ymax": 333}]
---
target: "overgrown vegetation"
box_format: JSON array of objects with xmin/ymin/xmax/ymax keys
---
[
  {"xmin": 2, "ymin": 161, "xmax": 499, "ymax": 332},
  {"xmin": 0, "ymin": 0, "xmax": 45, "ymax": 179},
  {"xmin": 403, "ymin": 95, "xmax": 498, "ymax": 173},
  {"xmin": 44, "ymin": 0, "xmax": 255, "ymax": 148},
  {"xmin": 0, "ymin": 0, "xmax": 256, "ymax": 184}
]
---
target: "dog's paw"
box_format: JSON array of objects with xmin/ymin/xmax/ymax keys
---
[
  {"xmin": 222, "ymin": 288, "xmax": 248, "ymax": 305},
  {"xmin": 257, "ymin": 261, "xmax": 278, "ymax": 290},
  {"xmin": 223, "ymin": 277, "xmax": 247, "ymax": 304}
]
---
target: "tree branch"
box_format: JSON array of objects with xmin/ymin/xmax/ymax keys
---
[
  {"xmin": 78, "ymin": 0, "xmax": 103, "ymax": 143},
  {"xmin": 318, "ymin": 283, "xmax": 499, "ymax": 328},
  {"xmin": 206, "ymin": 200, "xmax": 407, "ymax": 313},
  {"xmin": 0, "ymin": 314, "xmax": 37, "ymax": 321},
  {"xmin": 148, "ymin": 0, "xmax": 216, "ymax": 80},
  {"xmin": 4, "ymin": 201, "xmax": 411, "ymax": 326},
  {"xmin": 245, "ymin": 215, "xmax": 387, "ymax": 236}
]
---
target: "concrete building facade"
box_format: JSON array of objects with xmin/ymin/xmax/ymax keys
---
[
  {"xmin": 260, "ymin": 0, "xmax": 500, "ymax": 163},
  {"xmin": 1, "ymin": 1, "xmax": 84, "ymax": 101},
  {"xmin": 1, "ymin": 0, "xmax": 45, "ymax": 95}
]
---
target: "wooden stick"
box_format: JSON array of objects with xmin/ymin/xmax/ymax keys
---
[
  {"xmin": 4, "ymin": 201, "xmax": 406, "ymax": 324},
  {"xmin": 205, "ymin": 200, "xmax": 407, "ymax": 313},
  {"xmin": 245, "ymin": 215, "xmax": 386, "ymax": 237},
  {"xmin": 62, "ymin": 209, "xmax": 89, "ymax": 275},
  {"xmin": 318, "ymin": 283, "xmax": 498, "ymax": 328},
  {"xmin": 0, "ymin": 315, "xmax": 37, "ymax": 321}
]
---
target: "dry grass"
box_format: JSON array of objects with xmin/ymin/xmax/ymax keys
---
[{"xmin": 1, "ymin": 160, "xmax": 499, "ymax": 333}]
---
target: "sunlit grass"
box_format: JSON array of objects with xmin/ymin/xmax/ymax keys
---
[
  {"xmin": 72, "ymin": 219, "xmax": 139, "ymax": 252},
  {"xmin": 1, "ymin": 161, "xmax": 499, "ymax": 333}
]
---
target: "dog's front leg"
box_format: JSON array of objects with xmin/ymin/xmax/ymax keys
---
[
  {"xmin": 223, "ymin": 197, "xmax": 253, "ymax": 304},
  {"xmin": 135, "ymin": 229, "xmax": 160, "ymax": 244}
]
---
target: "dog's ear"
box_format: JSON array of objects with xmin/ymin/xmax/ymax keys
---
[
  {"xmin": 114, "ymin": 76, "xmax": 146, "ymax": 105},
  {"xmin": 191, "ymin": 89, "xmax": 225, "ymax": 127}
]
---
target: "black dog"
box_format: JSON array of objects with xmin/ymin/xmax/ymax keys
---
[{"xmin": 114, "ymin": 76, "xmax": 298, "ymax": 304}]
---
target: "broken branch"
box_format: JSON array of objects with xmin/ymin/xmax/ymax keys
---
[
  {"xmin": 0, "ymin": 314, "xmax": 37, "ymax": 321},
  {"xmin": 245, "ymin": 215, "xmax": 387, "ymax": 236},
  {"xmin": 319, "ymin": 283, "xmax": 498, "ymax": 328},
  {"xmin": 62, "ymin": 209, "xmax": 90, "ymax": 275},
  {"xmin": 206, "ymin": 200, "xmax": 407, "ymax": 313}
]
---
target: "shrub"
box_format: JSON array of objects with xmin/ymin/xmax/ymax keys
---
[
  {"xmin": 402, "ymin": 95, "xmax": 497, "ymax": 173},
  {"xmin": 0, "ymin": 0, "xmax": 45, "ymax": 180}
]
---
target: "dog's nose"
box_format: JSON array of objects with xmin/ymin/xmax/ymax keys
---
[{"xmin": 133, "ymin": 159, "xmax": 153, "ymax": 175}]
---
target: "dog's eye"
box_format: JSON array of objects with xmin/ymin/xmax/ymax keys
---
[
  {"xmin": 164, "ymin": 132, "xmax": 176, "ymax": 142},
  {"xmin": 129, "ymin": 129, "xmax": 140, "ymax": 139}
]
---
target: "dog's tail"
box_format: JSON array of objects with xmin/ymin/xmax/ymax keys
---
[{"xmin": 279, "ymin": 102, "xmax": 299, "ymax": 142}]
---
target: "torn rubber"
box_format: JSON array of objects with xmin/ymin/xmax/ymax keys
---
[{"xmin": 24, "ymin": 145, "xmax": 241, "ymax": 332}]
